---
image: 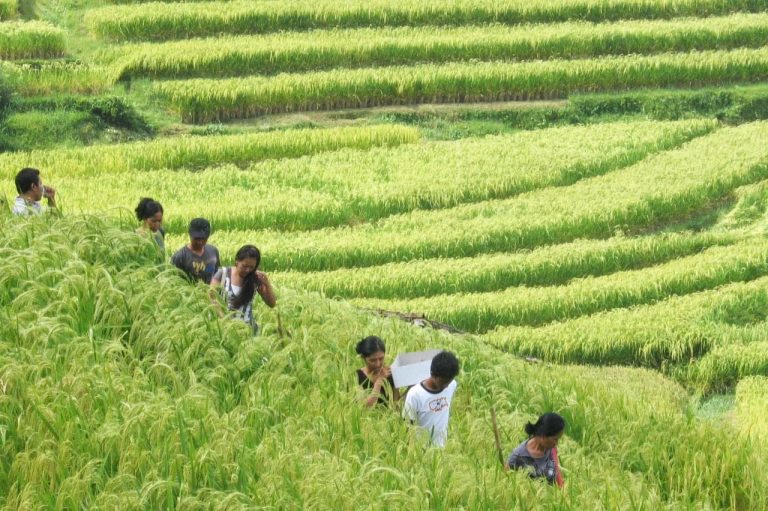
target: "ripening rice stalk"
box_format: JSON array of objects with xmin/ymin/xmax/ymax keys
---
[
  {"xmin": 85, "ymin": 0, "xmax": 767, "ymax": 42},
  {"xmin": 110, "ymin": 13, "xmax": 768, "ymax": 80},
  {"xmin": 153, "ymin": 47, "xmax": 768, "ymax": 122},
  {"xmin": 485, "ymin": 275, "xmax": 768, "ymax": 387},
  {"xmin": 51, "ymin": 119, "xmax": 714, "ymax": 233},
  {"xmin": 0, "ymin": 21, "xmax": 66, "ymax": 60},
  {"xmin": 352, "ymin": 238, "xmax": 768, "ymax": 332},
  {"xmin": 202, "ymin": 122, "xmax": 768, "ymax": 272},
  {"xmin": 275, "ymin": 231, "xmax": 738, "ymax": 299},
  {"xmin": 0, "ymin": 0, "xmax": 16, "ymax": 20},
  {"xmin": 0, "ymin": 124, "xmax": 419, "ymax": 182},
  {"xmin": 0, "ymin": 62, "xmax": 112, "ymax": 96},
  {"xmin": 3, "ymin": 215, "xmax": 768, "ymax": 508},
  {"xmin": 735, "ymin": 376, "xmax": 768, "ymax": 444}
]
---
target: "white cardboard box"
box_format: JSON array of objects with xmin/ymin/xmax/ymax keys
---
[{"xmin": 391, "ymin": 349, "xmax": 442, "ymax": 388}]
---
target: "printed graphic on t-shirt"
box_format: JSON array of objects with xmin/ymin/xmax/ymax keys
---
[{"xmin": 428, "ymin": 397, "xmax": 449, "ymax": 412}]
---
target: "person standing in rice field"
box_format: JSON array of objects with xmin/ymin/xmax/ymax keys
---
[
  {"xmin": 356, "ymin": 336, "xmax": 400, "ymax": 408},
  {"xmin": 171, "ymin": 217, "xmax": 221, "ymax": 284},
  {"xmin": 506, "ymin": 412, "xmax": 565, "ymax": 488},
  {"xmin": 134, "ymin": 197, "xmax": 165, "ymax": 252},
  {"xmin": 12, "ymin": 167, "xmax": 57, "ymax": 216},
  {"xmin": 210, "ymin": 244, "xmax": 276, "ymax": 334},
  {"xmin": 402, "ymin": 350, "xmax": 459, "ymax": 448}
]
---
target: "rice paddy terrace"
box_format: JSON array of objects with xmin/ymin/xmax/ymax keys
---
[{"xmin": 2, "ymin": 0, "xmax": 768, "ymax": 508}]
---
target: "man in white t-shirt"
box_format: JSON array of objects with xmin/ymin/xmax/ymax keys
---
[
  {"xmin": 402, "ymin": 350, "xmax": 460, "ymax": 448},
  {"xmin": 12, "ymin": 167, "xmax": 57, "ymax": 216}
]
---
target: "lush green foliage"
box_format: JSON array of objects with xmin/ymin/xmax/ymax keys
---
[
  {"xmin": 0, "ymin": 21, "xmax": 66, "ymax": 60},
  {"xmin": 735, "ymin": 376, "xmax": 768, "ymax": 444},
  {"xmin": 0, "ymin": 124, "xmax": 419, "ymax": 182},
  {"xmin": 109, "ymin": 14, "xmax": 768, "ymax": 80},
  {"xmin": 276, "ymin": 232, "xmax": 738, "ymax": 299},
  {"xmin": 190, "ymin": 122, "xmax": 768, "ymax": 271},
  {"xmin": 353, "ymin": 238, "xmax": 768, "ymax": 331},
  {"xmin": 153, "ymin": 48, "xmax": 768, "ymax": 121},
  {"xmin": 1, "ymin": 216, "xmax": 767, "ymax": 508},
  {"xmin": 85, "ymin": 0, "xmax": 767, "ymax": 41},
  {"xmin": 49, "ymin": 120, "xmax": 713, "ymax": 232},
  {"xmin": 0, "ymin": 62, "xmax": 112, "ymax": 97},
  {"xmin": 0, "ymin": 0, "xmax": 16, "ymax": 20}
]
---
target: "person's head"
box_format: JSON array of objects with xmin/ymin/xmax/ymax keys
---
[
  {"xmin": 188, "ymin": 218, "xmax": 211, "ymax": 251},
  {"xmin": 430, "ymin": 350, "xmax": 459, "ymax": 391},
  {"xmin": 135, "ymin": 198, "xmax": 164, "ymax": 232},
  {"xmin": 525, "ymin": 412, "xmax": 566, "ymax": 449},
  {"xmin": 15, "ymin": 168, "xmax": 43, "ymax": 201},
  {"xmin": 356, "ymin": 336, "xmax": 386, "ymax": 373},
  {"xmin": 230, "ymin": 244, "xmax": 261, "ymax": 309}
]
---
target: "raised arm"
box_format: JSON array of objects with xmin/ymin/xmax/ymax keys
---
[{"xmin": 255, "ymin": 271, "xmax": 277, "ymax": 308}]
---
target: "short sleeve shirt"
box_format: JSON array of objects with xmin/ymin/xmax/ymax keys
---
[
  {"xmin": 171, "ymin": 244, "xmax": 220, "ymax": 284},
  {"xmin": 507, "ymin": 440, "xmax": 557, "ymax": 484},
  {"xmin": 402, "ymin": 380, "xmax": 457, "ymax": 447},
  {"xmin": 12, "ymin": 197, "xmax": 42, "ymax": 216}
]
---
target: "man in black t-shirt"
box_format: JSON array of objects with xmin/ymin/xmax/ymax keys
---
[{"xmin": 171, "ymin": 217, "xmax": 221, "ymax": 284}]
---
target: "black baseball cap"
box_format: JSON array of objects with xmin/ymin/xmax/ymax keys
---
[{"xmin": 189, "ymin": 217, "xmax": 211, "ymax": 238}]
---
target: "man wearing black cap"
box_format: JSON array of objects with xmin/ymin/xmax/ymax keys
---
[{"xmin": 171, "ymin": 217, "xmax": 221, "ymax": 284}]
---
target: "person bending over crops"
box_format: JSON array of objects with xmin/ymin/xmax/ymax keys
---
[
  {"xmin": 135, "ymin": 197, "xmax": 165, "ymax": 252},
  {"xmin": 171, "ymin": 217, "xmax": 221, "ymax": 284},
  {"xmin": 12, "ymin": 167, "xmax": 56, "ymax": 216},
  {"xmin": 356, "ymin": 336, "xmax": 400, "ymax": 407},
  {"xmin": 210, "ymin": 244, "xmax": 276, "ymax": 334},
  {"xmin": 506, "ymin": 412, "xmax": 565, "ymax": 488},
  {"xmin": 402, "ymin": 350, "xmax": 459, "ymax": 448}
]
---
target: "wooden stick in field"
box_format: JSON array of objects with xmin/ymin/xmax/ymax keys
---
[{"xmin": 491, "ymin": 407, "xmax": 504, "ymax": 467}]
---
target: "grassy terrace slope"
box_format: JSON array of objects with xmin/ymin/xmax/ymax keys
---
[
  {"xmin": 107, "ymin": 14, "xmax": 768, "ymax": 79},
  {"xmin": 43, "ymin": 119, "xmax": 713, "ymax": 232},
  {"xmin": 85, "ymin": 0, "xmax": 768, "ymax": 41},
  {"xmin": 1, "ymin": 216, "xmax": 766, "ymax": 508},
  {"xmin": 194, "ymin": 122, "xmax": 768, "ymax": 271}
]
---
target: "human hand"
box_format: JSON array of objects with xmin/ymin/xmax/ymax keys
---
[
  {"xmin": 376, "ymin": 366, "xmax": 392, "ymax": 381},
  {"xmin": 43, "ymin": 185, "xmax": 56, "ymax": 199}
]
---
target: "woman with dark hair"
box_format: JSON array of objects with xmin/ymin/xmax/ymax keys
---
[
  {"xmin": 356, "ymin": 336, "xmax": 400, "ymax": 407},
  {"xmin": 210, "ymin": 244, "xmax": 276, "ymax": 333},
  {"xmin": 506, "ymin": 412, "xmax": 565, "ymax": 487},
  {"xmin": 134, "ymin": 197, "xmax": 165, "ymax": 251}
]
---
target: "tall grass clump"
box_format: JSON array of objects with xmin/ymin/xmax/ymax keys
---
[
  {"xmin": 735, "ymin": 376, "xmax": 768, "ymax": 444},
  {"xmin": 0, "ymin": 62, "xmax": 112, "ymax": 96}
]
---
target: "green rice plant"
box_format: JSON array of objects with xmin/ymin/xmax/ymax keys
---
[
  {"xmin": 485, "ymin": 276, "xmax": 768, "ymax": 384},
  {"xmin": 353, "ymin": 238, "xmax": 768, "ymax": 331},
  {"xmin": 51, "ymin": 119, "xmax": 714, "ymax": 232},
  {"xmin": 109, "ymin": 13, "xmax": 768, "ymax": 80},
  {"xmin": 275, "ymin": 231, "xmax": 739, "ymax": 299},
  {"xmin": 190, "ymin": 122, "xmax": 768, "ymax": 272},
  {"xmin": 0, "ymin": 0, "xmax": 16, "ymax": 20},
  {"xmin": 735, "ymin": 376, "xmax": 768, "ymax": 444},
  {"xmin": 0, "ymin": 62, "xmax": 112, "ymax": 97},
  {"xmin": 2, "ymin": 215, "xmax": 768, "ymax": 508},
  {"xmin": 0, "ymin": 124, "xmax": 419, "ymax": 182},
  {"xmin": 688, "ymin": 340, "xmax": 768, "ymax": 392},
  {"xmin": 153, "ymin": 47, "xmax": 768, "ymax": 122},
  {"xmin": 85, "ymin": 0, "xmax": 768, "ymax": 42},
  {"xmin": 0, "ymin": 21, "xmax": 66, "ymax": 60}
]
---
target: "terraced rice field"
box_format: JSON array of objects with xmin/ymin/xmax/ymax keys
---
[{"xmin": 2, "ymin": 0, "xmax": 768, "ymax": 507}]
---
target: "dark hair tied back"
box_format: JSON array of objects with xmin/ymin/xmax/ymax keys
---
[
  {"xmin": 525, "ymin": 412, "xmax": 566, "ymax": 438},
  {"xmin": 356, "ymin": 336, "xmax": 386, "ymax": 357}
]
